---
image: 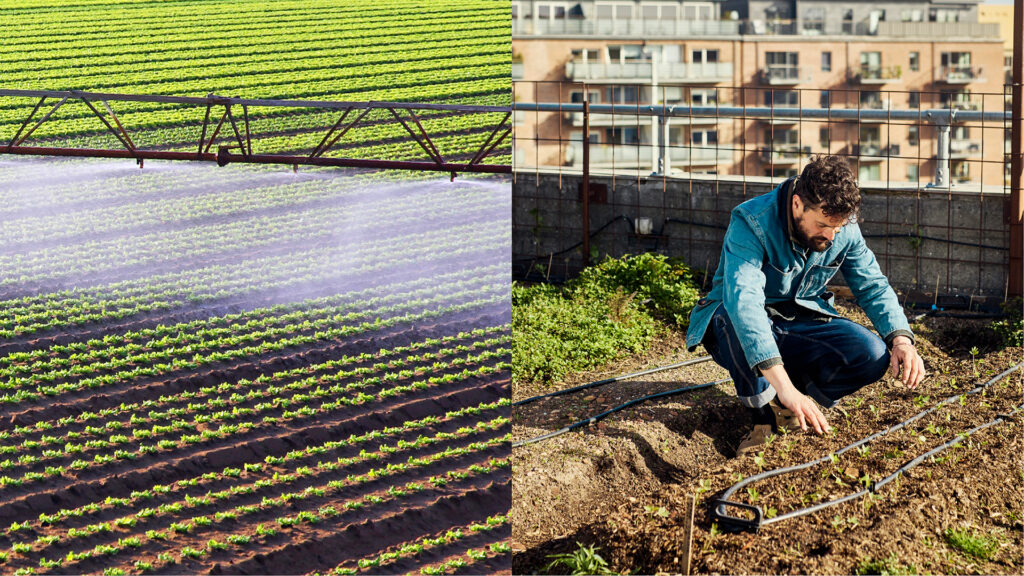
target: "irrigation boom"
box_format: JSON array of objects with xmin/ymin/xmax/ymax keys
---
[{"xmin": 0, "ymin": 89, "xmax": 512, "ymax": 176}]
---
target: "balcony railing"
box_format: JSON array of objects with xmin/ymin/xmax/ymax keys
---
[
  {"xmin": 512, "ymin": 18, "xmax": 739, "ymax": 37},
  {"xmin": 937, "ymin": 65, "xmax": 984, "ymax": 84},
  {"xmin": 565, "ymin": 60, "xmax": 733, "ymax": 83},
  {"xmin": 875, "ymin": 21, "xmax": 1000, "ymax": 39},
  {"xmin": 851, "ymin": 66, "xmax": 903, "ymax": 84},
  {"xmin": 949, "ymin": 140, "xmax": 983, "ymax": 158},
  {"xmin": 758, "ymin": 66, "xmax": 801, "ymax": 85},
  {"xmin": 565, "ymin": 111, "xmax": 719, "ymax": 127},
  {"xmin": 565, "ymin": 142, "xmax": 732, "ymax": 167},
  {"xmin": 758, "ymin": 145, "xmax": 810, "ymax": 163}
]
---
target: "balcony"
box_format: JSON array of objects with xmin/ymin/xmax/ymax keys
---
[
  {"xmin": 874, "ymin": 21, "xmax": 1000, "ymax": 39},
  {"xmin": 949, "ymin": 140, "xmax": 982, "ymax": 159},
  {"xmin": 758, "ymin": 145, "xmax": 810, "ymax": 164},
  {"xmin": 565, "ymin": 60, "xmax": 733, "ymax": 83},
  {"xmin": 937, "ymin": 66, "xmax": 984, "ymax": 84},
  {"xmin": 565, "ymin": 112, "xmax": 718, "ymax": 127},
  {"xmin": 758, "ymin": 66, "xmax": 801, "ymax": 85},
  {"xmin": 565, "ymin": 142, "xmax": 732, "ymax": 168},
  {"xmin": 850, "ymin": 66, "xmax": 903, "ymax": 85},
  {"xmin": 850, "ymin": 143, "xmax": 899, "ymax": 160},
  {"xmin": 513, "ymin": 18, "xmax": 740, "ymax": 37}
]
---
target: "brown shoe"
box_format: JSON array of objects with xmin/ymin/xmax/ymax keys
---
[
  {"xmin": 736, "ymin": 423, "xmax": 774, "ymax": 457},
  {"xmin": 770, "ymin": 399, "xmax": 800, "ymax": 431}
]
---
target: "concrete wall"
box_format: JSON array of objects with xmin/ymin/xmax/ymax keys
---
[{"xmin": 513, "ymin": 171, "xmax": 1010, "ymax": 303}]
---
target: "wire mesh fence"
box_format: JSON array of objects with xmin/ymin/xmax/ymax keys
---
[{"xmin": 512, "ymin": 81, "xmax": 1017, "ymax": 305}]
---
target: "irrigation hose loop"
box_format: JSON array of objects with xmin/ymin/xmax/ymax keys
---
[
  {"xmin": 513, "ymin": 377, "xmax": 732, "ymax": 448},
  {"xmin": 513, "ymin": 356, "xmax": 714, "ymax": 407},
  {"xmin": 711, "ymin": 361, "xmax": 1024, "ymax": 532}
]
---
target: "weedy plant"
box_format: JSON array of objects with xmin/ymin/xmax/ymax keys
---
[
  {"xmin": 544, "ymin": 542, "xmax": 618, "ymax": 575},
  {"xmin": 943, "ymin": 526, "xmax": 999, "ymax": 561}
]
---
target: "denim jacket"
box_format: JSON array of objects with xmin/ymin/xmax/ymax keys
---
[{"xmin": 685, "ymin": 178, "xmax": 912, "ymax": 370}]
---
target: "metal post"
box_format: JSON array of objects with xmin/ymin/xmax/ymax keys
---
[
  {"xmin": 1010, "ymin": 0, "xmax": 1023, "ymax": 297},
  {"xmin": 658, "ymin": 113, "xmax": 670, "ymax": 175},
  {"xmin": 582, "ymin": 97, "xmax": 591, "ymax": 267},
  {"xmin": 934, "ymin": 120, "xmax": 950, "ymax": 188}
]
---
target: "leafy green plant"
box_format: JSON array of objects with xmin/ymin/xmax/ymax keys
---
[
  {"xmin": 855, "ymin": 554, "xmax": 917, "ymax": 575},
  {"xmin": 943, "ymin": 526, "xmax": 999, "ymax": 561},
  {"xmin": 544, "ymin": 542, "xmax": 617, "ymax": 575},
  {"xmin": 991, "ymin": 298, "xmax": 1022, "ymax": 347}
]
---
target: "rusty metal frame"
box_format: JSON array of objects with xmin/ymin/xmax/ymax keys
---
[{"xmin": 0, "ymin": 89, "xmax": 512, "ymax": 176}]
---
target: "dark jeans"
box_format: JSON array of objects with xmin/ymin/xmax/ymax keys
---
[{"xmin": 703, "ymin": 306, "xmax": 890, "ymax": 409}]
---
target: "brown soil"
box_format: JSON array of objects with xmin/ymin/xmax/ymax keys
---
[{"xmin": 512, "ymin": 299, "xmax": 1023, "ymax": 575}]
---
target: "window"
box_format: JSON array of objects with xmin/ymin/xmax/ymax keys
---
[
  {"xmin": 571, "ymin": 49, "xmax": 600, "ymax": 61},
  {"xmin": 842, "ymin": 9, "xmax": 854, "ymax": 34},
  {"xmin": 908, "ymin": 125, "xmax": 919, "ymax": 146},
  {"xmin": 803, "ymin": 7, "xmax": 825, "ymax": 34},
  {"xmin": 860, "ymin": 51, "xmax": 882, "ymax": 78},
  {"xmin": 511, "ymin": 3, "xmax": 518, "ymax": 19},
  {"xmin": 765, "ymin": 52, "xmax": 799, "ymax": 81},
  {"xmin": 909, "ymin": 52, "xmax": 919, "ymax": 72},
  {"xmin": 820, "ymin": 90, "xmax": 830, "ymax": 108},
  {"xmin": 908, "ymin": 92, "xmax": 920, "ymax": 108},
  {"xmin": 821, "ymin": 52, "xmax": 832, "ymax": 72},
  {"xmin": 860, "ymin": 125, "xmax": 881, "ymax": 149},
  {"xmin": 690, "ymin": 88, "xmax": 718, "ymax": 105},
  {"xmin": 859, "ymin": 164, "xmax": 881, "ymax": 181},
  {"xmin": 764, "ymin": 90, "xmax": 799, "ymax": 106},
  {"xmin": 570, "ymin": 90, "xmax": 600, "ymax": 103},
  {"xmin": 682, "ymin": 2, "xmax": 714, "ymax": 20},
  {"xmin": 819, "ymin": 126, "xmax": 830, "ymax": 148},
  {"xmin": 691, "ymin": 49, "xmax": 719, "ymax": 64},
  {"xmin": 931, "ymin": 9, "xmax": 960, "ymax": 23},
  {"xmin": 907, "ymin": 164, "xmax": 919, "ymax": 182},
  {"xmin": 691, "ymin": 130, "xmax": 718, "ymax": 145},
  {"xmin": 953, "ymin": 125, "xmax": 970, "ymax": 140},
  {"xmin": 860, "ymin": 91, "xmax": 884, "ymax": 109},
  {"xmin": 605, "ymin": 127, "xmax": 640, "ymax": 145},
  {"xmin": 641, "ymin": 4, "xmax": 678, "ymax": 20},
  {"xmin": 606, "ymin": 86, "xmax": 639, "ymax": 103},
  {"xmin": 953, "ymin": 161, "xmax": 970, "ymax": 182},
  {"xmin": 616, "ymin": 4, "xmax": 632, "ymax": 19},
  {"xmin": 764, "ymin": 128, "xmax": 799, "ymax": 146}
]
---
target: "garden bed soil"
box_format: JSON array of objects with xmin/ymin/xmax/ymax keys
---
[{"xmin": 512, "ymin": 300, "xmax": 1023, "ymax": 575}]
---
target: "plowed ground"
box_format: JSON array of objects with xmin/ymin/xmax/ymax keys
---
[{"xmin": 512, "ymin": 301, "xmax": 1022, "ymax": 575}]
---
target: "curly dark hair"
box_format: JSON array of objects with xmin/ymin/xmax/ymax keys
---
[{"xmin": 796, "ymin": 155, "xmax": 861, "ymax": 220}]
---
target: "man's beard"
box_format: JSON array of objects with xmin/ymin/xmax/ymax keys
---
[{"xmin": 792, "ymin": 217, "xmax": 832, "ymax": 252}]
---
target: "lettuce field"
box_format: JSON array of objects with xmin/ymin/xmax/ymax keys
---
[
  {"xmin": 0, "ymin": 0, "xmax": 511, "ymax": 161},
  {"xmin": 0, "ymin": 158, "xmax": 511, "ymax": 575}
]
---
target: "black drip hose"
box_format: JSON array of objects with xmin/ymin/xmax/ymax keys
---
[
  {"xmin": 513, "ymin": 377, "xmax": 732, "ymax": 448},
  {"xmin": 514, "ymin": 356, "xmax": 714, "ymax": 407},
  {"xmin": 712, "ymin": 361, "xmax": 1024, "ymax": 532}
]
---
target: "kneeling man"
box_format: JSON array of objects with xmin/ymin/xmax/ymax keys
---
[{"xmin": 686, "ymin": 155, "xmax": 925, "ymax": 456}]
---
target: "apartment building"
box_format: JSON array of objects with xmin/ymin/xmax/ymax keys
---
[{"xmin": 512, "ymin": 0, "xmax": 1007, "ymax": 187}]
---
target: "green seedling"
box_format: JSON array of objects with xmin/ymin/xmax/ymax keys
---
[{"xmin": 544, "ymin": 543, "xmax": 617, "ymax": 576}]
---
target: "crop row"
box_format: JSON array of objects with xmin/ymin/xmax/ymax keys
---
[
  {"xmin": 3, "ymin": 28, "xmax": 506, "ymax": 92},
  {"xmin": 3, "ymin": 411, "xmax": 508, "ymax": 554},
  {"xmin": 1, "ymin": 262, "xmax": 504, "ymax": 370},
  {"xmin": 0, "ymin": 176, "xmax": 392, "ymax": 246},
  {"xmin": 0, "ymin": 278, "xmax": 507, "ymax": 402},
  {"xmin": 0, "ymin": 164, "xmax": 265, "ymax": 217},
  {"xmin": 326, "ymin": 514, "xmax": 510, "ymax": 575},
  {"xmin": 3, "ymin": 398, "xmax": 509, "ymax": 541},
  {"xmin": 0, "ymin": 340, "xmax": 508, "ymax": 490},
  {"xmin": 0, "ymin": 60, "xmax": 506, "ymax": 135},
  {"xmin": 1, "ymin": 326, "xmax": 509, "ymax": 455},
  {"xmin": 2, "ymin": 5, "xmax": 505, "ymax": 62},
  {"xmin": 0, "ymin": 225, "xmax": 506, "ymax": 338},
  {"xmin": 8, "ymin": 447, "xmax": 510, "ymax": 574},
  {"xmin": 0, "ymin": 187, "xmax": 500, "ymax": 288}
]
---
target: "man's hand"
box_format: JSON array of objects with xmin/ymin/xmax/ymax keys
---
[
  {"xmin": 761, "ymin": 364, "xmax": 830, "ymax": 434},
  {"xmin": 775, "ymin": 386, "xmax": 830, "ymax": 434},
  {"xmin": 890, "ymin": 336, "xmax": 926, "ymax": 389}
]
